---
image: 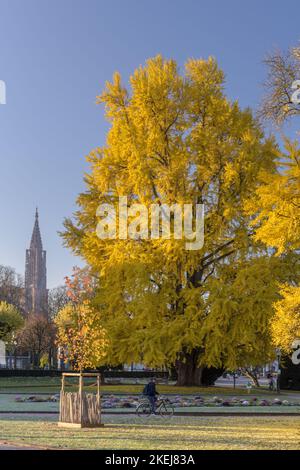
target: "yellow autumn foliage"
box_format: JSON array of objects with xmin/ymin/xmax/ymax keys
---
[
  {"xmin": 271, "ymin": 285, "xmax": 300, "ymax": 353},
  {"xmin": 62, "ymin": 55, "xmax": 284, "ymax": 378},
  {"xmin": 246, "ymin": 139, "xmax": 300, "ymax": 255},
  {"xmin": 55, "ymin": 301, "xmax": 108, "ymax": 370}
]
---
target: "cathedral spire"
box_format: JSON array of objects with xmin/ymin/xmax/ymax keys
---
[
  {"xmin": 25, "ymin": 209, "xmax": 48, "ymax": 317},
  {"xmin": 30, "ymin": 207, "xmax": 43, "ymax": 251}
]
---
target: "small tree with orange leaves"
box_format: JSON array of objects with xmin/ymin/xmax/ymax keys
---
[{"xmin": 55, "ymin": 267, "xmax": 108, "ymax": 371}]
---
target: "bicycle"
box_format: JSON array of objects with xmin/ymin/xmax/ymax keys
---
[{"xmin": 136, "ymin": 396, "xmax": 174, "ymax": 418}]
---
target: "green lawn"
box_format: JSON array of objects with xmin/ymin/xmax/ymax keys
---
[
  {"xmin": 0, "ymin": 395, "xmax": 59, "ymax": 412},
  {"xmin": 0, "ymin": 377, "xmax": 274, "ymax": 395},
  {"xmin": 1, "ymin": 415, "xmax": 300, "ymax": 449}
]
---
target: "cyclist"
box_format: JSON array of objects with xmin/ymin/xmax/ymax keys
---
[{"xmin": 143, "ymin": 377, "xmax": 159, "ymax": 414}]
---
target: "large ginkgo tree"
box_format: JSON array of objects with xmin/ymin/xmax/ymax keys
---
[{"xmin": 62, "ymin": 55, "xmax": 286, "ymax": 385}]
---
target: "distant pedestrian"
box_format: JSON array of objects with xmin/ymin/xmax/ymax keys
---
[{"xmin": 268, "ymin": 374, "xmax": 275, "ymax": 391}]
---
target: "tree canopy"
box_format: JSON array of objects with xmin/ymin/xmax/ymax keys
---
[
  {"xmin": 247, "ymin": 45, "xmax": 300, "ymax": 354},
  {"xmin": 0, "ymin": 265, "xmax": 24, "ymax": 313},
  {"xmin": 0, "ymin": 301, "xmax": 24, "ymax": 345},
  {"xmin": 246, "ymin": 139, "xmax": 300, "ymax": 255},
  {"xmin": 55, "ymin": 267, "xmax": 107, "ymax": 371},
  {"xmin": 17, "ymin": 314, "xmax": 56, "ymax": 367},
  {"xmin": 62, "ymin": 55, "xmax": 283, "ymax": 384},
  {"xmin": 259, "ymin": 45, "xmax": 300, "ymax": 125}
]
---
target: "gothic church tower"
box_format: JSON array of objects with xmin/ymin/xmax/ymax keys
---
[{"xmin": 25, "ymin": 209, "xmax": 48, "ymax": 317}]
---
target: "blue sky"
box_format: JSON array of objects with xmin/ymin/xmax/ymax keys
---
[{"xmin": 0, "ymin": 0, "xmax": 299, "ymax": 288}]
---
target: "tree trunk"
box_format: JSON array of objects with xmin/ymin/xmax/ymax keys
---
[
  {"xmin": 176, "ymin": 350, "xmax": 203, "ymax": 386},
  {"xmin": 33, "ymin": 352, "xmax": 40, "ymax": 368},
  {"xmin": 13, "ymin": 350, "xmax": 17, "ymax": 369},
  {"xmin": 243, "ymin": 368, "xmax": 260, "ymax": 387}
]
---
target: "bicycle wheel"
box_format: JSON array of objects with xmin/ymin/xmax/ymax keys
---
[
  {"xmin": 136, "ymin": 402, "xmax": 152, "ymax": 417},
  {"xmin": 159, "ymin": 401, "xmax": 174, "ymax": 418}
]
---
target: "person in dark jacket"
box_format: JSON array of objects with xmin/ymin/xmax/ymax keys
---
[{"xmin": 145, "ymin": 378, "xmax": 159, "ymax": 413}]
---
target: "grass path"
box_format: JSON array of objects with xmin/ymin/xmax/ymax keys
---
[{"xmin": 1, "ymin": 415, "xmax": 300, "ymax": 449}]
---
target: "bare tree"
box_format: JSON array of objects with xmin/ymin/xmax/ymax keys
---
[
  {"xmin": 48, "ymin": 285, "xmax": 69, "ymax": 319},
  {"xmin": 17, "ymin": 315, "xmax": 56, "ymax": 368},
  {"xmin": 0, "ymin": 265, "xmax": 24, "ymax": 312},
  {"xmin": 259, "ymin": 46, "xmax": 300, "ymax": 125}
]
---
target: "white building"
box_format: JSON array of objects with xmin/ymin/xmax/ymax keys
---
[{"xmin": 0, "ymin": 340, "xmax": 6, "ymax": 367}]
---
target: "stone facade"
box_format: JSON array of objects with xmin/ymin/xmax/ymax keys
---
[{"xmin": 24, "ymin": 209, "xmax": 48, "ymax": 317}]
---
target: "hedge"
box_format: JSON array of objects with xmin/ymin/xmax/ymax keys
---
[{"xmin": 0, "ymin": 369, "xmax": 169, "ymax": 379}]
